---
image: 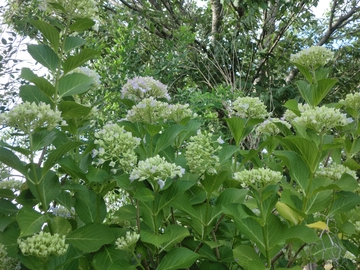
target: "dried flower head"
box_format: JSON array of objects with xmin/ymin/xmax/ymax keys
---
[
  {"xmin": 233, "ymin": 168, "xmax": 282, "ymax": 188},
  {"xmin": 121, "ymin": 76, "xmax": 170, "ymax": 101},
  {"xmin": 290, "ymin": 46, "xmax": 334, "ymax": 70},
  {"xmin": 94, "ymin": 123, "xmax": 140, "ymax": 172},
  {"xmin": 17, "ymin": 232, "xmax": 68, "ymax": 259},
  {"xmin": 0, "ymin": 102, "xmax": 63, "ymax": 134},
  {"xmin": 231, "ymin": 97, "xmax": 268, "ymax": 119},
  {"xmin": 185, "ymin": 130, "xmax": 221, "ymax": 175}
]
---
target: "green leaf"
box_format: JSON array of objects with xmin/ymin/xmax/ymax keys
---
[
  {"xmin": 274, "ymin": 150, "xmax": 310, "ymax": 194},
  {"xmin": 0, "ymin": 147, "xmax": 27, "ymax": 176},
  {"xmin": 133, "ymin": 187, "xmax": 155, "ymax": 202},
  {"xmin": 282, "ymin": 225, "xmax": 319, "ymax": 243},
  {"xmin": 312, "ymin": 78, "xmax": 337, "ymax": 106},
  {"xmin": 27, "ymin": 44, "xmax": 59, "ymax": 72},
  {"xmin": 86, "ymin": 166, "xmax": 109, "ymax": 184},
  {"xmin": 64, "ymin": 36, "xmax": 86, "ymax": 53},
  {"xmin": 218, "ymin": 145, "xmax": 239, "ymax": 164},
  {"xmin": 27, "ymin": 169, "xmax": 61, "ymax": 209},
  {"xmin": 17, "ymin": 207, "xmax": 47, "ymax": 237},
  {"xmin": 306, "ymin": 190, "xmax": 332, "ymax": 214},
  {"xmin": 225, "ymin": 117, "xmax": 245, "ymax": 145},
  {"xmin": 295, "ymin": 80, "xmax": 312, "ymax": 105},
  {"xmin": 327, "ymin": 191, "xmax": 360, "ymax": 216},
  {"xmin": 75, "ymin": 189, "xmax": 106, "ymax": 223},
  {"xmin": 113, "ymin": 205, "xmax": 137, "ymax": 222},
  {"xmin": 30, "ymin": 20, "xmax": 60, "ymax": 51},
  {"xmin": 20, "ymin": 67, "xmax": 55, "ymax": 97},
  {"xmin": 69, "ymin": 18, "xmax": 95, "ymax": 32},
  {"xmin": 0, "ymin": 226, "xmax": 20, "ymax": 257},
  {"xmin": 293, "ymin": 63, "xmax": 313, "ymax": 83},
  {"xmin": 63, "ymin": 49, "xmax": 99, "ymax": 74},
  {"xmin": 93, "ymin": 246, "xmax": 134, "ymax": 270},
  {"xmin": 283, "ymin": 100, "xmax": 301, "ymax": 116},
  {"xmin": 157, "ymin": 247, "xmax": 199, "ymax": 270},
  {"xmin": 159, "ymin": 225, "xmax": 190, "ymax": 252},
  {"xmin": 201, "ymin": 170, "xmax": 229, "ymax": 194},
  {"xmin": 233, "ymin": 245, "xmax": 266, "ymax": 270},
  {"xmin": 154, "ymin": 124, "xmax": 187, "ymax": 154},
  {"xmin": 30, "ymin": 130, "xmax": 57, "ymax": 151},
  {"xmin": 19, "ymin": 85, "xmax": 53, "ymax": 105},
  {"xmin": 50, "ymin": 216, "xmax": 72, "ymax": 235},
  {"xmin": 58, "ymin": 73, "xmax": 94, "ymax": 97},
  {"xmin": 43, "ymin": 141, "xmax": 82, "ymax": 172},
  {"xmin": 58, "ymin": 101, "xmax": 92, "ymax": 119},
  {"xmin": 276, "ymin": 201, "xmax": 301, "ymax": 225},
  {"xmin": 0, "ymin": 216, "xmax": 14, "ymax": 232},
  {"xmin": 0, "ymin": 198, "xmax": 18, "ymax": 215},
  {"xmin": 67, "ymin": 224, "xmax": 116, "ymax": 253}
]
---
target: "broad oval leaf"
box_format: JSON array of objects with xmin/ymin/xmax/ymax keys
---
[
  {"xmin": 19, "ymin": 85, "xmax": 53, "ymax": 105},
  {"xmin": 17, "ymin": 207, "xmax": 47, "ymax": 237},
  {"xmin": 30, "ymin": 20, "xmax": 60, "ymax": 51},
  {"xmin": 58, "ymin": 101, "xmax": 92, "ymax": 118},
  {"xmin": 64, "ymin": 36, "xmax": 86, "ymax": 53},
  {"xmin": 63, "ymin": 49, "xmax": 99, "ymax": 74},
  {"xmin": 156, "ymin": 247, "xmax": 199, "ymax": 270},
  {"xmin": 27, "ymin": 44, "xmax": 59, "ymax": 72},
  {"xmin": 69, "ymin": 18, "xmax": 95, "ymax": 32},
  {"xmin": 58, "ymin": 73, "xmax": 94, "ymax": 97}
]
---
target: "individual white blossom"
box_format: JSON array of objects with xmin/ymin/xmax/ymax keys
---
[
  {"xmin": 121, "ymin": 76, "xmax": 170, "ymax": 101},
  {"xmin": 130, "ymin": 155, "xmax": 185, "ymax": 188},
  {"xmin": 185, "ymin": 130, "xmax": 221, "ymax": 175},
  {"xmin": 0, "ymin": 102, "xmax": 63, "ymax": 134},
  {"xmin": 256, "ymin": 118, "xmax": 291, "ymax": 136},
  {"xmin": 233, "ymin": 168, "xmax": 282, "ymax": 188},
  {"xmin": 0, "ymin": 243, "xmax": 21, "ymax": 270},
  {"xmin": 230, "ymin": 97, "xmax": 269, "ymax": 119},
  {"xmin": 0, "ymin": 179, "xmax": 23, "ymax": 190},
  {"xmin": 94, "ymin": 123, "xmax": 140, "ymax": 172},
  {"xmin": 126, "ymin": 97, "xmax": 169, "ymax": 124},
  {"xmin": 293, "ymin": 106, "xmax": 348, "ymax": 133},
  {"xmin": 340, "ymin": 92, "xmax": 360, "ymax": 112},
  {"xmin": 115, "ymin": 231, "xmax": 140, "ymax": 251},
  {"xmin": 290, "ymin": 46, "xmax": 334, "ymax": 70},
  {"xmin": 17, "ymin": 232, "xmax": 68, "ymax": 259},
  {"xmin": 315, "ymin": 163, "xmax": 357, "ymax": 181}
]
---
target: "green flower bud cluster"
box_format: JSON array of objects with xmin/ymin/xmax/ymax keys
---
[
  {"xmin": 126, "ymin": 97, "xmax": 169, "ymax": 124},
  {"xmin": 167, "ymin": 103, "xmax": 194, "ymax": 123},
  {"xmin": 0, "ymin": 102, "xmax": 63, "ymax": 134},
  {"xmin": 185, "ymin": 130, "xmax": 221, "ymax": 175},
  {"xmin": 293, "ymin": 106, "xmax": 348, "ymax": 133},
  {"xmin": 94, "ymin": 123, "xmax": 140, "ymax": 173},
  {"xmin": 256, "ymin": 118, "xmax": 291, "ymax": 136},
  {"xmin": 340, "ymin": 92, "xmax": 360, "ymax": 112},
  {"xmin": 315, "ymin": 163, "xmax": 357, "ymax": 181},
  {"xmin": 130, "ymin": 155, "xmax": 185, "ymax": 189},
  {"xmin": 231, "ymin": 97, "xmax": 268, "ymax": 119},
  {"xmin": 282, "ymin": 104, "xmax": 309, "ymax": 123},
  {"xmin": 121, "ymin": 76, "xmax": 170, "ymax": 101},
  {"xmin": 39, "ymin": 0, "xmax": 98, "ymax": 19},
  {"xmin": 233, "ymin": 168, "xmax": 282, "ymax": 188},
  {"xmin": 0, "ymin": 243, "xmax": 20, "ymax": 270},
  {"xmin": 0, "ymin": 179, "xmax": 23, "ymax": 190},
  {"xmin": 17, "ymin": 232, "xmax": 68, "ymax": 259},
  {"xmin": 115, "ymin": 231, "xmax": 140, "ymax": 251},
  {"xmin": 290, "ymin": 46, "xmax": 334, "ymax": 70}
]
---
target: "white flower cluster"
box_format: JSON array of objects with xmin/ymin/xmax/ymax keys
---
[
  {"xmin": 315, "ymin": 163, "xmax": 357, "ymax": 181},
  {"xmin": 121, "ymin": 76, "xmax": 170, "ymax": 101},
  {"xmin": 293, "ymin": 106, "xmax": 348, "ymax": 133},
  {"xmin": 51, "ymin": 206, "xmax": 75, "ymax": 218},
  {"xmin": 94, "ymin": 123, "xmax": 140, "ymax": 173},
  {"xmin": 231, "ymin": 97, "xmax": 268, "ymax": 119},
  {"xmin": 282, "ymin": 104, "xmax": 310, "ymax": 122},
  {"xmin": 0, "ymin": 243, "xmax": 20, "ymax": 270},
  {"xmin": 0, "ymin": 102, "xmax": 63, "ymax": 134},
  {"xmin": 115, "ymin": 231, "xmax": 140, "ymax": 251},
  {"xmin": 130, "ymin": 155, "xmax": 185, "ymax": 189},
  {"xmin": 39, "ymin": 0, "xmax": 98, "ymax": 19},
  {"xmin": 0, "ymin": 179, "xmax": 23, "ymax": 190},
  {"xmin": 290, "ymin": 46, "xmax": 334, "ymax": 70},
  {"xmin": 71, "ymin": 67, "xmax": 101, "ymax": 90},
  {"xmin": 185, "ymin": 130, "xmax": 221, "ymax": 175},
  {"xmin": 18, "ymin": 232, "xmax": 68, "ymax": 259},
  {"xmin": 256, "ymin": 118, "xmax": 291, "ymax": 136},
  {"xmin": 233, "ymin": 168, "xmax": 282, "ymax": 188},
  {"xmin": 340, "ymin": 92, "xmax": 360, "ymax": 112}
]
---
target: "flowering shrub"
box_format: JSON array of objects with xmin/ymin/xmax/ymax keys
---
[{"xmin": 0, "ymin": 6, "xmax": 360, "ymax": 270}]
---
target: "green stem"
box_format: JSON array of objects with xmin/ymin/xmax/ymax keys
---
[
  {"xmin": 131, "ymin": 251, "xmax": 146, "ymax": 270},
  {"xmin": 258, "ymin": 189, "xmax": 271, "ymax": 268}
]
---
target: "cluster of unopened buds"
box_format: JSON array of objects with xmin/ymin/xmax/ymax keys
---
[
  {"xmin": 315, "ymin": 163, "xmax": 357, "ymax": 181},
  {"xmin": 230, "ymin": 97, "xmax": 269, "ymax": 119},
  {"xmin": 17, "ymin": 232, "xmax": 68, "ymax": 259},
  {"xmin": 233, "ymin": 168, "xmax": 283, "ymax": 188},
  {"xmin": 290, "ymin": 46, "xmax": 334, "ymax": 70},
  {"xmin": 115, "ymin": 231, "xmax": 140, "ymax": 251}
]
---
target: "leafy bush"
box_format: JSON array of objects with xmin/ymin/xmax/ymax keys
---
[{"xmin": 0, "ymin": 2, "xmax": 360, "ymax": 269}]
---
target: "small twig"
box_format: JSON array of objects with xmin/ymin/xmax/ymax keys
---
[
  {"xmin": 271, "ymin": 244, "xmax": 288, "ymax": 266},
  {"xmin": 287, "ymin": 243, "xmax": 307, "ymax": 267},
  {"xmin": 211, "ymin": 229, "xmax": 221, "ymax": 260}
]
